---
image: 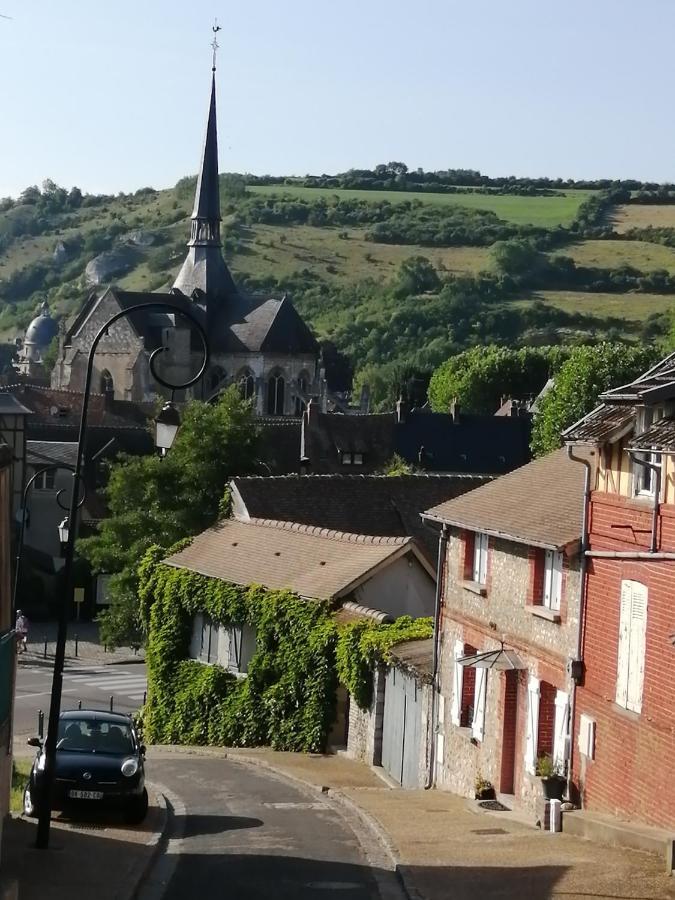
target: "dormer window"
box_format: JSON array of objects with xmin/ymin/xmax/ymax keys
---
[
  {"xmin": 341, "ymin": 452, "xmax": 352, "ymax": 465},
  {"xmin": 633, "ymin": 407, "xmax": 664, "ymax": 497},
  {"xmin": 353, "ymin": 453, "xmax": 363, "ymax": 466}
]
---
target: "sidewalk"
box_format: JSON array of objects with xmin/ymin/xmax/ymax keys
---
[
  {"xmin": 0, "ymin": 787, "xmax": 165, "ymax": 900},
  {"xmin": 210, "ymin": 748, "xmax": 675, "ymax": 900},
  {"xmin": 19, "ymin": 621, "xmax": 144, "ymax": 667}
]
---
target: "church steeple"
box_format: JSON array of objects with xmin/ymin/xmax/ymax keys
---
[{"xmin": 173, "ymin": 31, "xmax": 238, "ymax": 308}]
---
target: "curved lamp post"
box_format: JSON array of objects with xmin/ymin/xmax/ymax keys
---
[{"xmin": 35, "ymin": 302, "xmax": 209, "ymax": 849}]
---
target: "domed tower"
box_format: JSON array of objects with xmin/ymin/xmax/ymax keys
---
[{"xmin": 17, "ymin": 301, "xmax": 58, "ymax": 378}]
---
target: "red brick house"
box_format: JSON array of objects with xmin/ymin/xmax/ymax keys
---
[
  {"xmin": 422, "ymin": 450, "xmax": 587, "ymax": 812},
  {"xmin": 564, "ymin": 354, "xmax": 675, "ymax": 830}
]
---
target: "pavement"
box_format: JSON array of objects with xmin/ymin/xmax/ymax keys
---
[
  {"xmin": 3, "ymin": 745, "xmax": 675, "ymax": 900},
  {"xmin": 19, "ymin": 621, "xmax": 145, "ymax": 668}
]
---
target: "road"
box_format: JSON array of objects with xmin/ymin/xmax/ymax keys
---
[
  {"xmin": 14, "ymin": 659, "xmax": 147, "ymax": 737},
  {"xmin": 139, "ymin": 753, "xmax": 402, "ymax": 900}
]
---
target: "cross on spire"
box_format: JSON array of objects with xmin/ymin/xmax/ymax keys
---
[{"xmin": 211, "ymin": 20, "xmax": 221, "ymax": 72}]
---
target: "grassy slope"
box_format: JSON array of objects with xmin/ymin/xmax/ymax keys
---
[
  {"xmin": 558, "ymin": 240, "xmax": 675, "ymax": 273},
  {"xmin": 516, "ymin": 290, "xmax": 674, "ymax": 323},
  {"xmin": 612, "ymin": 204, "xmax": 675, "ymax": 232},
  {"xmin": 247, "ymin": 184, "xmax": 593, "ymax": 227}
]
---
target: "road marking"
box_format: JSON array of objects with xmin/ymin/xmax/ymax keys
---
[
  {"xmin": 15, "ymin": 689, "xmax": 77, "ymax": 701},
  {"xmin": 263, "ymin": 801, "xmax": 329, "ymax": 810}
]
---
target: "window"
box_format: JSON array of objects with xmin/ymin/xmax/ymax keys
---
[
  {"xmin": 208, "ymin": 366, "xmax": 226, "ymax": 392},
  {"xmin": 450, "ymin": 642, "xmax": 483, "ymax": 738},
  {"xmin": 33, "ymin": 468, "xmax": 55, "ymax": 491},
  {"xmin": 189, "ymin": 616, "xmax": 256, "ymax": 674},
  {"xmin": 100, "ymin": 369, "xmax": 114, "ymax": 394},
  {"xmin": 341, "ymin": 452, "xmax": 352, "ymax": 465},
  {"xmin": 267, "ymin": 372, "xmax": 285, "ymax": 416},
  {"xmin": 633, "ymin": 407, "xmax": 664, "ymax": 496},
  {"xmin": 616, "ymin": 580, "xmax": 648, "ymax": 713},
  {"xmin": 353, "ymin": 453, "xmax": 363, "ymax": 466},
  {"xmin": 238, "ymin": 370, "xmax": 256, "ymax": 402},
  {"xmin": 473, "ymin": 532, "xmax": 488, "ymax": 585},
  {"xmin": 524, "ymin": 676, "xmax": 569, "ymax": 775},
  {"xmin": 542, "ymin": 550, "xmax": 563, "ymax": 611}
]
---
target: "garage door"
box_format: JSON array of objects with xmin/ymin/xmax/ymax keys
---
[{"xmin": 381, "ymin": 666, "xmax": 422, "ymax": 788}]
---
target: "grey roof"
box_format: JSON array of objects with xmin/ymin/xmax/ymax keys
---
[
  {"xmin": 628, "ymin": 417, "xmax": 675, "ymax": 452},
  {"xmin": 600, "ymin": 353, "xmax": 675, "ymax": 405},
  {"xmin": 388, "ymin": 639, "xmax": 434, "ymax": 682},
  {"xmin": 562, "ymin": 404, "xmax": 636, "ymax": 444},
  {"xmin": 25, "ymin": 303, "xmax": 58, "ymax": 348},
  {"xmin": 27, "ymin": 441, "xmax": 77, "ymax": 467},
  {"xmin": 423, "ymin": 448, "xmax": 587, "ymax": 551},
  {"xmin": 0, "ymin": 393, "xmax": 33, "ymax": 416},
  {"xmin": 192, "ymin": 72, "xmax": 221, "ymax": 224}
]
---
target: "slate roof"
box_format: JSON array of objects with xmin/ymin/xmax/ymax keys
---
[
  {"xmin": 0, "ymin": 393, "xmax": 33, "ymax": 417},
  {"xmin": 422, "ymin": 448, "xmax": 587, "ymax": 551},
  {"xmin": 26, "ymin": 441, "xmax": 77, "ymax": 468},
  {"xmin": 257, "ymin": 418, "xmax": 302, "ymax": 475},
  {"xmin": 231, "ymin": 473, "xmax": 491, "ymax": 559},
  {"xmin": 5, "ymin": 384, "xmax": 152, "ymax": 431},
  {"xmin": 164, "ymin": 517, "xmax": 421, "ymax": 601},
  {"xmin": 562, "ymin": 404, "xmax": 636, "ymax": 444},
  {"xmin": 388, "ymin": 638, "xmax": 434, "ymax": 682},
  {"xmin": 223, "ymin": 295, "xmax": 318, "ymax": 355}
]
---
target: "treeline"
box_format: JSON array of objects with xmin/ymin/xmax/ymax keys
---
[{"xmin": 244, "ymin": 163, "xmax": 673, "ymax": 194}]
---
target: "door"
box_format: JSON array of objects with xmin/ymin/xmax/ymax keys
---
[{"xmin": 381, "ymin": 667, "xmax": 422, "ymax": 788}]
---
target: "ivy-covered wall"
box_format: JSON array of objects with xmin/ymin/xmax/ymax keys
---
[{"xmin": 138, "ymin": 545, "xmax": 433, "ymax": 752}]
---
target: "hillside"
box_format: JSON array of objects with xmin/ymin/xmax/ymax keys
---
[{"xmin": 2, "ymin": 171, "xmax": 674, "ymax": 406}]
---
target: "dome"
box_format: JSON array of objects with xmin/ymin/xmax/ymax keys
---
[{"xmin": 24, "ymin": 302, "xmax": 58, "ymax": 348}]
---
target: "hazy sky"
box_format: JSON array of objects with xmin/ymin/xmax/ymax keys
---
[{"xmin": 1, "ymin": 0, "xmax": 673, "ymax": 198}]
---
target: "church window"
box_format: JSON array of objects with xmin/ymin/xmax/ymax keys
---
[
  {"xmin": 209, "ymin": 366, "xmax": 226, "ymax": 392},
  {"xmin": 100, "ymin": 369, "xmax": 114, "ymax": 395},
  {"xmin": 267, "ymin": 371, "xmax": 285, "ymax": 416},
  {"xmin": 238, "ymin": 370, "xmax": 256, "ymax": 402}
]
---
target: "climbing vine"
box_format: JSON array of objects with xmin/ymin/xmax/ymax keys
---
[{"xmin": 138, "ymin": 545, "xmax": 433, "ymax": 750}]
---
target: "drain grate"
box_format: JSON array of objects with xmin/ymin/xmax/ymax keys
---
[
  {"xmin": 478, "ymin": 799, "xmax": 511, "ymax": 812},
  {"xmin": 471, "ymin": 828, "xmax": 507, "ymax": 835}
]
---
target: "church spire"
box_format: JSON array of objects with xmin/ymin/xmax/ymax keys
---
[{"xmin": 173, "ymin": 24, "xmax": 238, "ymax": 306}]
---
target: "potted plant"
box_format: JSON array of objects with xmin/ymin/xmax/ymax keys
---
[
  {"xmin": 536, "ymin": 753, "xmax": 566, "ymax": 801},
  {"xmin": 474, "ymin": 772, "xmax": 496, "ymax": 801}
]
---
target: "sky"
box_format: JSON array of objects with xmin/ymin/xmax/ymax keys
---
[{"xmin": 0, "ymin": 0, "xmax": 673, "ymax": 198}]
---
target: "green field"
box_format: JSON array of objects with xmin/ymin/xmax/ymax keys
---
[
  {"xmin": 558, "ymin": 240, "xmax": 675, "ymax": 273},
  {"xmin": 248, "ymin": 185, "xmax": 593, "ymax": 228},
  {"xmin": 523, "ymin": 290, "xmax": 674, "ymax": 322}
]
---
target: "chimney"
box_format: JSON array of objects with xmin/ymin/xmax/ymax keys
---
[
  {"xmin": 396, "ymin": 396, "xmax": 408, "ymax": 424},
  {"xmin": 449, "ymin": 397, "xmax": 460, "ymax": 423}
]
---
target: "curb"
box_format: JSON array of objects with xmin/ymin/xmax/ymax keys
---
[{"xmin": 129, "ymin": 784, "xmax": 170, "ymax": 897}]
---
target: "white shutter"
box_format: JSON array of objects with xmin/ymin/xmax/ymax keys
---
[
  {"xmin": 543, "ymin": 551, "xmax": 553, "ymax": 606},
  {"xmin": 551, "ymin": 552, "xmax": 563, "ymax": 612},
  {"xmin": 472, "ymin": 535, "xmax": 481, "ymax": 583},
  {"xmin": 473, "ymin": 533, "xmax": 488, "ymax": 584},
  {"xmin": 615, "ymin": 581, "xmax": 633, "ymax": 708},
  {"xmin": 450, "ymin": 640, "xmax": 464, "ymax": 726},
  {"xmin": 190, "ymin": 614, "xmax": 203, "ymax": 659},
  {"xmin": 480, "ymin": 534, "xmax": 488, "ymax": 584},
  {"xmin": 524, "ymin": 676, "xmax": 540, "ymax": 775},
  {"xmin": 627, "ymin": 583, "xmax": 648, "ymax": 713},
  {"xmin": 472, "ymin": 667, "xmax": 487, "ymax": 742},
  {"xmin": 552, "ymin": 690, "xmax": 569, "ymax": 770}
]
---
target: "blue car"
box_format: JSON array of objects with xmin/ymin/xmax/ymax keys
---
[{"xmin": 23, "ymin": 709, "xmax": 148, "ymax": 824}]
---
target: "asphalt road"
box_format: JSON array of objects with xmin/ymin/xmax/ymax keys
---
[
  {"xmin": 14, "ymin": 659, "xmax": 147, "ymax": 737},
  {"xmin": 140, "ymin": 753, "xmax": 403, "ymax": 900}
]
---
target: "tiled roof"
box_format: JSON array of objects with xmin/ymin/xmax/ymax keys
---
[
  {"xmin": 231, "ymin": 473, "xmax": 490, "ymax": 559},
  {"xmin": 422, "ymin": 448, "xmax": 587, "ymax": 551},
  {"xmin": 388, "ymin": 638, "xmax": 434, "ymax": 682},
  {"xmin": 562, "ymin": 404, "xmax": 636, "ymax": 444},
  {"xmin": 333, "ymin": 601, "xmax": 393, "ymax": 625},
  {"xmin": 26, "ymin": 441, "xmax": 77, "ymax": 468},
  {"xmin": 628, "ymin": 417, "xmax": 675, "ymax": 452},
  {"xmin": 164, "ymin": 517, "xmax": 416, "ymax": 601},
  {"xmin": 5, "ymin": 384, "xmax": 152, "ymax": 430},
  {"xmin": 599, "ymin": 353, "xmax": 675, "ymax": 404}
]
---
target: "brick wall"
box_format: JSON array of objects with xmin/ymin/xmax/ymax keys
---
[{"xmin": 573, "ymin": 491, "xmax": 675, "ymax": 829}]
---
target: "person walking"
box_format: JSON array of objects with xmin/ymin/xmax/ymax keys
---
[{"xmin": 15, "ymin": 609, "xmax": 29, "ymax": 653}]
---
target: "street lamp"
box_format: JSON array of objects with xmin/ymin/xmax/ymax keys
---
[
  {"xmin": 155, "ymin": 400, "xmax": 181, "ymax": 456},
  {"xmin": 35, "ymin": 301, "xmax": 208, "ymax": 849},
  {"xmin": 57, "ymin": 517, "xmax": 69, "ymax": 555}
]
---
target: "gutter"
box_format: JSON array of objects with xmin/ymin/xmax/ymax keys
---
[
  {"xmin": 565, "ymin": 446, "xmax": 592, "ymax": 804},
  {"xmin": 425, "ymin": 522, "xmax": 448, "ymax": 790}
]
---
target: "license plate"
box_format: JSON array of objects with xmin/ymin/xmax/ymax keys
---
[{"xmin": 68, "ymin": 789, "xmax": 103, "ymax": 800}]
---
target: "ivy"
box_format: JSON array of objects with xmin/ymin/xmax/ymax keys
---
[
  {"xmin": 139, "ymin": 546, "xmax": 432, "ymax": 749},
  {"xmin": 336, "ymin": 616, "xmax": 433, "ymax": 710}
]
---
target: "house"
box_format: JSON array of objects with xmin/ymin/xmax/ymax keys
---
[
  {"xmin": 563, "ymin": 353, "xmax": 675, "ymax": 831},
  {"xmin": 301, "ymin": 400, "xmax": 531, "ymax": 475},
  {"xmin": 421, "ymin": 449, "xmax": 588, "ymax": 813},
  {"xmin": 0, "ymin": 440, "xmax": 16, "ymax": 862},
  {"xmin": 230, "ymin": 472, "xmax": 491, "ymax": 561}
]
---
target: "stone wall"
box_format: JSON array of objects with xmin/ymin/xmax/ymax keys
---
[{"xmin": 346, "ymin": 665, "xmax": 385, "ymax": 766}]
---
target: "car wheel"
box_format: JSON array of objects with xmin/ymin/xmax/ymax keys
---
[
  {"xmin": 124, "ymin": 788, "xmax": 148, "ymax": 825},
  {"xmin": 23, "ymin": 784, "xmax": 41, "ymax": 819}
]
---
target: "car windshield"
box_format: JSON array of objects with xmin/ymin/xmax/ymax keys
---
[{"xmin": 56, "ymin": 718, "xmax": 135, "ymax": 755}]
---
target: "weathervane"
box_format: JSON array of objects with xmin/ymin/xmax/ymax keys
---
[{"xmin": 211, "ymin": 19, "xmax": 221, "ymax": 72}]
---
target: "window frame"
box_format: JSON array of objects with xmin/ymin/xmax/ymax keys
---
[
  {"xmin": 542, "ymin": 549, "xmax": 563, "ymax": 611},
  {"xmin": 472, "ymin": 532, "xmax": 488, "ymax": 585},
  {"xmin": 33, "ymin": 468, "xmax": 56, "ymax": 491},
  {"xmin": 633, "ymin": 406, "xmax": 664, "ymax": 498}
]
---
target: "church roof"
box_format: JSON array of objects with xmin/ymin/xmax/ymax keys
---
[
  {"xmin": 192, "ymin": 73, "xmax": 221, "ymax": 223},
  {"xmin": 25, "ymin": 302, "xmax": 58, "ymax": 348}
]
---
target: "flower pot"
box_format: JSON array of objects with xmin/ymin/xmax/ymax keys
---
[
  {"xmin": 475, "ymin": 786, "xmax": 496, "ymax": 801},
  {"xmin": 541, "ymin": 776, "xmax": 566, "ymax": 801}
]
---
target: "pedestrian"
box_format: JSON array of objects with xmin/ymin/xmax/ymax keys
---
[{"xmin": 15, "ymin": 609, "xmax": 29, "ymax": 654}]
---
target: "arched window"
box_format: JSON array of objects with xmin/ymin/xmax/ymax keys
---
[
  {"xmin": 267, "ymin": 371, "xmax": 285, "ymax": 416},
  {"xmin": 209, "ymin": 366, "xmax": 226, "ymax": 392},
  {"xmin": 100, "ymin": 369, "xmax": 114, "ymax": 395},
  {"xmin": 238, "ymin": 369, "xmax": 256, "ymax": 402}
]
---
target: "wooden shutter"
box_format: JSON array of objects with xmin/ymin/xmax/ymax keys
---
[
  {"xmin": 450, "ymin": 640, "xmax": 464, "ymax": 726},
  {"xmin": 543, "ymin": 551, "xmax": 553, "ymax": 606},
  {"xmin": 473, "ymin": 533, "xmax": 488, "ymax": 584},
  {"xmin": 524, "ymin": 676, "xmax": 540, "ymax": 774},
  {"xmin": 552, "ymin": 690, "xmax": 569, "ymax": 770},
  {"xmin": 615, "ymin": 581, "xmax": 633, "ymax": 708},
  {"xmin": 472, "ymin": 666, "xmax": 487, "ymax": 742},
  {"xmin": 627, "ymin": 582, "xmax": 648, "ymax": 713},
  {"xmin": 551, "ymin": 552, "xmax": 563, "ymax": 612}
]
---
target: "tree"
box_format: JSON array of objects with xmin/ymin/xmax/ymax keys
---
[
  {"xmin": 78, "ymin": 389, "xmax": 260, "ymax": 648},
  {"xmin": 531, "ymin": 343, "xmax": 659, "ymax": 456},
  {"xmin": 490, "ymin": 239, "xmax": 544, "ymax": 276},
  {"xmin": 428, "ymin": 346, "xmax": 568, "ymax": 415},
  {"xmin": 393, "ymin": 256, "xmax": 440, "ymax": 298}
]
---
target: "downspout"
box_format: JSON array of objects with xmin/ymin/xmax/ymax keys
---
[
  {"xmin": 425, "ymin": 522, "xmax": 448, "ymax": 790},
  {"xmin": 627, "ymin": 450, "xmax": 661, "ymax": 554},
  {"xmin": 565, "ymin": 446, "xmax": 592, "ymax": 803}
]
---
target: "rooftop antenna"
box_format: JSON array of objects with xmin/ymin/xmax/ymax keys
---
[{"xmin": 211, "ymin": 19, "xmax": 221, "ymax": 72}]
